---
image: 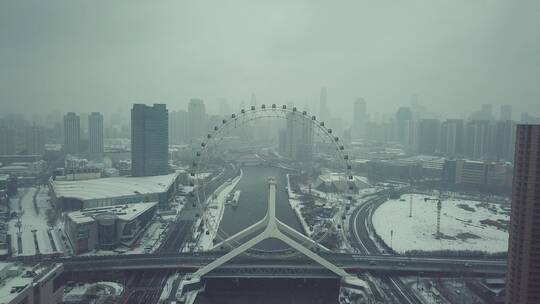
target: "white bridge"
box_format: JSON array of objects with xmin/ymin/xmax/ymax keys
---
[{"xmin": 180, "ymin": 177, "xmax": 366, "ymax": 297}]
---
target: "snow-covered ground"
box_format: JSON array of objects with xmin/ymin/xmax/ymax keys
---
[
  {"xmin": 372, "ymin": 194, "xmax": 509, "ymax": 253},
  {"xmin": 8, "ymin": 187, "xmax": 63, "ymax": 257},
  {"xmin": 195, "ymin": 170, "xmax": 243, "ymax": 250}
]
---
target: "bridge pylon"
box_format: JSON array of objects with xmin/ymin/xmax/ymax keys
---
[{"xmin": 179, "ymin": 177, "xmax": 367, "ymax": 298}]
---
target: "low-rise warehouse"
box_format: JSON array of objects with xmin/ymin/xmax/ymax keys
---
[
  {"xmin": 65, "ymin": 202, "xmax": 157, "ymax": 254},
  {"xmin": 49, "ymin": 172, "xmax": 180, "ymax": 210}
]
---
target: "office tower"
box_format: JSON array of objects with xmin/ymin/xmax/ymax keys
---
[
  {"xmin": 24, "ymin": 125, "xmax": 45, "ymax": 155},
  {"xmin": 187, "ymin": 99, "xmax": 207, "ymax": 142},
  {"xmin": 169, "ymin": 110, "xmax": 188, "ymax": 144},
  {"xmin": 506, "ymin": 124, "xmax": 540, "ymax": 304},
  {"xmin": 131, "ymin": 104, "xmax": 169, "ymax": 177},
  {"xmin": 439, "ymin": 119, "xmax": 464, "ymax": 157},
  {"xmin": 465, "ymin": 120, "xmax": 491, "ymax": 160},
  {"xmin": 284, "ymin": 112, "xmax": 314, "ymax": 162},
  {"xmin": 353, "ymin": 97, "xmax": 367, "ymax": 140},
  {"xmin": 395, "ymin": 107, "xmax": 413, "ymax": 144},
  {"xmin": 63, "ymin": 112, "xmax": 81, "ymax": 155},
  {"xmin": 481, "ymin": 104, "xmax": 494, "ymax": 120},
  {"xmin": 404, "ymin": 120, "xmax": 418, "ymax": 153},
  {"xmin": 0, "ymin": 126, "xmax": 16, "ymax": 155},
  {"xmin": 500, "ymin": 105, "xmax": 512, "ymax": 121},
  {"xmin": 319, "ymin": 87, "xmax": 330, "ymax": 123},
  {"xmin": 219, "ymin": 99, "xmax": 230, "ymax": 116},
  {"xmin": 417, "ymin": 119, "xmax": 440, "ymax": 155},
  {"xmin": 88, "ymin": 112, "xmax": 104, "ymax": 160},
  {"xmin": 492, "ymin": 120, "xmax": 516, "ymax": 162}
]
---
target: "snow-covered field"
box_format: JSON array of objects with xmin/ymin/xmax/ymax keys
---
[
  {"xmin": 372, "ymin": 194, "xmax": 509, "ymax": 253},
  {"xmin": 8, "ymin": 187, "xmax": 63, "ymax": 257}
]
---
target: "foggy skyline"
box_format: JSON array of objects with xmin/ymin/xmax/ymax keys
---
[{"xmin": 1, "ymin": 0, "xmax": 539, "ymax": 119}]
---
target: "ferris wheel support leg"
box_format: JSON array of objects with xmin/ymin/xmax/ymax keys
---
[
  {"xmin": 276, "ymin": 219, "xmax": 331, "ymax": 253},
  {"xmin": 273, "ymin": 229, "xmax": 348, "ymax": 277},
  {"xmin": 211, "ymin": 217, "xmax": 267, "ymax": 251}
]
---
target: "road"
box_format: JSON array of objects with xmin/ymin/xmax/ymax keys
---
[
  {"xmin": 349, "ymin": 192, "xmax": 424, "ymax": 304},
  {"xmin": 120, "ymin": 164, "xmax": 237, "ymax": 303}
]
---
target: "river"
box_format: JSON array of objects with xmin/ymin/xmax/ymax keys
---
[{"xmin": 217, "ymin": 165, "xmax": 304, "ymax": 251}]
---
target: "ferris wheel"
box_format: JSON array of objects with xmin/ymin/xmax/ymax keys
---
[{"xmin": 189, "ymin": 104, "xmax": 356, "ymax": 257}]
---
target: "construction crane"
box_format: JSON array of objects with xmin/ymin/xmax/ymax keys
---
[{"xmin": 424, "ymin": 197, "xmax": 442, "ymax": 239}]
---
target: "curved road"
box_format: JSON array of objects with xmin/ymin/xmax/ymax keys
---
[{"xmin": 349, "ymin": 192, "xmax": 423, "ymax": 304}]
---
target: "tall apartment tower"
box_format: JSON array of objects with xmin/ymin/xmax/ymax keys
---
[
  {"xmin": 506, "ymin": 124, "xmax": 540, "ymax": 304},
  {"xmin": 25, "ymin": 125, "xmax": 45, "ymax": 155},
  {"xmin": 131, "ymin": 104, "xmax": 169, "ymax": 177},
  {"xmin": 88, "ymin": 112, "xmax": 104, "ymax": 160},
  {"xmin": 63, "ymin": 112, "xmax": 81, "ymax": 155},
  {"xmin": 187, "ymin": 99, "xmax": 207, "ymax": 142},
  {"xmin": 319, "ymin": 87, "xmax": 330, "ymax": 123},
  {"xmin": 353, "ymin": 97, "xmax": 367, "ymax": 140},
  {"xmin": 0, "ymin": 126, "xmax": 15, "ymax": 155},
  {"xmin": 500, "ymin": 105, "xmax": 513, "ymax": 121}
]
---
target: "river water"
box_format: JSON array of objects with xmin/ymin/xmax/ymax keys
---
[
  {"xmin": 218, "ymin": 165, "xmax": 304, "ymax": 251},
  {"xmin": 195, "ymin": 165, "xmax": 339, "ymax": 304}
]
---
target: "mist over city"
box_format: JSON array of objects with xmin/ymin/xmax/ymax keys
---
[{"xmin": 0, "ymin": 1, "xmax": 539, "ymax": 304}]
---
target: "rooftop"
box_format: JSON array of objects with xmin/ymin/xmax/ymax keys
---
[
  {"xmin": 66, "ymin": 202, "xmax": 158, "ymax": 224},
  {"xmin": 51, "ymin": 172, "xmax": 179, "ymax": 201}
]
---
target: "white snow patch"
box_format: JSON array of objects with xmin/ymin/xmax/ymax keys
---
[{"xmin": 372, "ymin": 194, "xmax": 509, "ymax": 253}]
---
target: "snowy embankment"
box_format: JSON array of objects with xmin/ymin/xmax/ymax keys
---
[
  {"xmin": 194, "ymin": 170, "xmax": 243, "ymax": 250},
  {"xmin": 286, "ymin": 174, "xmax": 313, "ymax": 237},
  {"xmin": 372, "ymin": 194, "xmax": 509, "ymax": 253}
]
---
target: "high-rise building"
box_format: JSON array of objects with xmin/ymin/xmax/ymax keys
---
[
  {"xmin": 24, "ymin": 125, "xmax": 45, "ymax": 155},
  {"xmin": 353, "ymin": 98, "xmax": 367, "ymax": 140},
  {"xmin": 88, "ymin": 112, "xmax": 104, "ymax": 160},
  {"xmin": 187, "ymin": 99, "xmax": 207, "ymax": 142},
  {"xmin": 169, "ymin": 110, "xmax": 188, "ymax": 144},
  {"xmin": 439, "ymin": 119, "xmax": 464, "ymax": 157},
  {"xmin": 506, "ymin": 124, "xmax": 540, "ymax": 304},
  {"xmin": 500, "ymin": 105, "xmax": 512, "ymax": 121},
  {"xmin": 481, "ymin": 104, "xmax": 494, "ymax": 120},
  {"xmin": 63, "ymin": 112, "xmax": 81, "ymax": 155},
  {"xmin": 417, "ymin": 119, "xmax": 440, "ymax": 155},
  {"xmin": 284, "ymin": 112, "xmax": 314, "ymax": 162},
  {"xmin": 0, "ymin": 126, "xmax": 16, "ymax": 155},
  {"xmin": 395, "ymin": 107, "xmax": 413, "ymax": 144},
  {"xmin": 131, "ymin": 104, "xmax": 169, "ymax": 177},
  {"xmin": 319, "ymin": 87, "xmax": 330, "ymax": 123},
  {"xmin": 465, "ymin": 120, "xmax": 491, "ymax": 160},
  {"xmin": 492, "ymin": 120, "xmax": 516, "ymax": 162}
]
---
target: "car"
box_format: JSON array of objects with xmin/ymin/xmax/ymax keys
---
[
  {"xmin": 397, "ymin": 262, "xmax": 406, "ymax": 267},
  {"xmin": 369, "ymin": 260, "xmax": 376, "ymax": 265}
]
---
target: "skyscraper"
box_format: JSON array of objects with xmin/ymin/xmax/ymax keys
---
[
  {"xmin": 25, "ymin": 125, "xmax": 45, "ymax": 155},
  {"xmin": 88, "ymin": 112, "xmax": 104, "ymax": 160},
  {"xmin": 439, "ymin": 119, "xmax": 464, "ymax": 157},
  {"xmin": 63, "ymin": 112, "xmax": 81, "ymax": 155},
  {"xmin": 131, "ymin": 104, "xmax": 169, "ymax": 177},
  {"xmin": 353, "ymin": 97, "xmax": 367, "ymax": 140},
  {"xmin": 506, "ymin": 124, "xmax": 540, "ymax": 304},
  {"xmin": 319, "ymin": 87, "xmax": 330, "ymax": 123},
  {"xmin": 500, "ymin": 104, "xmax": 512, "ymax": 121},
  {"xmin": 0, "ymin": 125, "xmax": 15, "ymax": 155},
  {"xmin": 188, "ymin": 99, "xmax": 207, "ymax": 142},
  {"xmin": 169, "ymin": 110, "xmax": 188, "ymax": 144},
  {"xmin": 417, "ymin": 119, "xmax": 440, "ymax": 155},
  {"xmin": 395, "ymin": 107, "xmax": 413, "ymax": 144},
  {"xmin": 465, "ymin": 120, "xmax": 491, "ymax": 160},
  {"xmin": 284, "ymin": 112, "xmax": 314, "ymax": 162}
]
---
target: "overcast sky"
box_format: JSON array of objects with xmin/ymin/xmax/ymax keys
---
[{"xmin": 1, "ymin": 0, "xmax": 539, "ymax": 120}]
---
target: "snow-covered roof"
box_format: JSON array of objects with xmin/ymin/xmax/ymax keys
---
[
  {"xmin": 67, "ymin": 202, "xmax": 158, "ymax": 224},
  {"xmin": 51, "ymin": 173, "xmax": 179, "ymax": 201}
]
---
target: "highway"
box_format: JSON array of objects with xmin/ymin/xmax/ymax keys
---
[{"xmin": 348, "ymin": 192, "xmax": 426, "ymax": 304}]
